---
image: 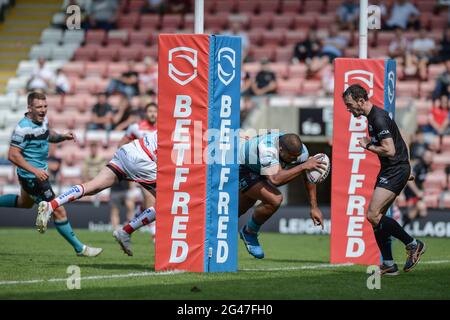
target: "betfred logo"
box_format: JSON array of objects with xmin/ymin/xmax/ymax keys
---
[
  {"xmin": 168, "ymin": 47, "xmax": 198, "ymax": 86},
  {"xmin": 217, "ymin": 47, "xmax": 236, "ymax": 86},
  {"xmin": 344, "ymin": 70, "xmax": 374, "ymax": 98}
]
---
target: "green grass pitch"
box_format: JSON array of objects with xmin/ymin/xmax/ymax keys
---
[{"xmin": 1, "ymin": 228, "xmax": 449, "ymax": 299}]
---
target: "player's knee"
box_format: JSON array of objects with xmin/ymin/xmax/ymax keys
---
[
  {"xmin": 53, "ymin": 207, "xmax": 67, "ymax": 220},
  {"xmin": 366, "ymin": 210, "xmax": 380, "ymax": 226},
  {"xmin": 268, "ymin": 193, "xmax": 283, "ymax": 211}
]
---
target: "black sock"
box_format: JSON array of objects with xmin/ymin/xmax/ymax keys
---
[
  {"xmin": 402, "ymin": 213, "xmax": 411, "ymax": 228},
  {"xmin": 379, "ymin": 215, "xmax": 414, "ymax": 246},
  {"xmin": 373, "ymin": 225, "xmax": 393, "ymax": 261}
]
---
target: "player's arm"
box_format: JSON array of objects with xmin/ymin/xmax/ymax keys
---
[
  {"xmin": 361, "ymin": 136, "xmax": 396, "ymax": 157},
  {"xmin": 8, "ymin": 146, "xmax": 48, "ymax": 181},
  {"xmin": 265, "ymin": 157, "xmax": 326, "ymax": 186},
  {"xmin": 303, "ymin": 176, "xmax": 324, "ymax": 229},
  {"xmin": 119, "ymin": 124, "xmax": 136, "ymax": 146},
  {"xmin": 48, "ymin": 129, "xmax": 76, "ymax": 143}
]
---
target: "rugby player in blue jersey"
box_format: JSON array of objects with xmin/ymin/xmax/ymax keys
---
[
  {"xmin": 238, "ymin": 132, "xmax": 327, "ymax": 259},
  {"xmin": 0, "ymin": 92, "xmax": 102, "ymax": 257}
]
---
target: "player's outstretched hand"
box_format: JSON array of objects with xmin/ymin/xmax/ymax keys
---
[
  {"xmin": 33, "ymin": 169, "xmax": 49, "ymax": 181},
  {"xmin": 310, "ymin": 207, "xmax": 324, "ymax": 230},
  {"xmin": 303, "ymin": 157, "xmax": 327, "ymax": 172},
  {"xmin": 65, "ymin": 132, "xmax": 77, "ymax": 142}
]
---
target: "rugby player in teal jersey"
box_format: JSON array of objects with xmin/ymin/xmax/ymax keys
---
[
  {"xmin": 239, "ymin": 132, "xmax": 327, "ymax": 259},
  {"xmin": 0, "ymin": 92, "xmax": 102, "ymax": 257}
]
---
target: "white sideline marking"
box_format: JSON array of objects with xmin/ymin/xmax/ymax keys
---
[{"xmin": 1, "ymin": 260, "xmax": 449, "ymax": 286}]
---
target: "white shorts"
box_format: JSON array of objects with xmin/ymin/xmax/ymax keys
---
[{"xmin": 108, "ymin": 141, "xmax": 156, "ymax": 191}]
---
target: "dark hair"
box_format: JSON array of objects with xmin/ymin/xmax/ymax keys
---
[
  {"xmin": 27, "ymin": 91, "xmax": 46, "ymax": 106},
  {"xmin": 279, "ymin": 133, "xmax": 302, "ymax": 155},
  {"xmin": 342, "ymin": 84, "xmax": 368, "ymax": 102},
  {"xmin": 145, "ymin": 102, "xmax": 158, "ymax": 111}
]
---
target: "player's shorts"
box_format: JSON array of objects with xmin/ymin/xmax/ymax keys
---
[
  {"xmin": 375, "ymin": 163, "xmax": 411, "ymax": 195},
  {"xmin": 18, "ymin": 176, "xmax": 55, "ymax": 204},
  {"xmin": 107, "ymin": 141, "xmax": 156, "ymax": 193},
  {"xmin": 239, "ymin": 165, "xmax": 266, "ymax": 193}
]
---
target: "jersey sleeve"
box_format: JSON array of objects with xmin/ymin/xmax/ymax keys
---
[
  {"xmin": 258, "ymin": 143, "xmax": 279, "ymax": 169},
  {"xmin": 10, "ymin": 126, "xmax": 28, "ymax": 149},
  {"xmin": 372, "ymin": 113, "xmax": 393, "ymax": 141},
  {"xmin": 125, "ymin": 123, "xmax": 138, "ymax": 140}
]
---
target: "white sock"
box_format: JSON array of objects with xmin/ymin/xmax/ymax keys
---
[
  {"xmin": 50, "ymin": 185, "xmax": 84, "ymax": 209},
  {"xmin": 123, "ymin": 207, "xmax": 156, "ymax": 234}
]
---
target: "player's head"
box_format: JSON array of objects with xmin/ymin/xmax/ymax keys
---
[
  {"xmin": 342, "ymin": 84, "xmax": 368, "ymax": 117},
  {"xmin": 279, "ymin": 133, "xmax": 302, "ymax": 163},
  {"xmin": 145, "ymin": 102, "xmax": 158, "ymax": 124},
  {"xmin": 27, "ymin": 91, "xmax": 47, "ymax": 124}
]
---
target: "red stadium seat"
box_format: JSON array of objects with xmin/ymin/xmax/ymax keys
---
[
  {"xmin": 76, "ymin": 77, "xmax": 103, "ymax": 94},
  {"xmin": 288, "ymin": 63, "xmax": 307, "ymax": 78},
  {"xmin": 118, "ymin": 45, "xmax": 145, "ymax": 62},
  {"xmin": 431, "ymin": 153, "xmax": 450, "ymax": 171},
  {"xmin": 260, "ymin": 0, "xmax": 280, "ymax": 13},
  {"xmin": 262, "ymin": 29, "xmax": 285, "ymax": 46},
  {"xmin": 215, "ymin": 0, "xmax": 237, "ymax": 14},
  {"xmin": 272, "ymin": 14, "xmax": 294, "ymax": 30},
  {"xmin": 117, "ymin": 13, "xmax": 139, "ymax": 30},
  {"xmin": 161, "ymin": 14, "xmax": 184, "ymax": 29},
  {"xmin": 317, "ymin": 16, "xmax": 336, "ymax": 29},
  {"xmin": 397, "ymin": 80, "xmax": 419, "ymax": 98},
  {"xmin": 423, "ymin": 194, "xmax": 439, "ymax": 208},
  {"xmin": 293, "ymin": 15, "xmax": 318, "ymax": 29},
  {"xmin": 250, "ymin": 46, "xmax": 275, "ymax": 62},
  {"xmin": 423, "ymin": 170, "xmax": 447, "ymax": 189},
  {"xmin": 429, "ymin": 16, "xmax": 448, "ymax": 31},
  {"xmin": 205, "ymin": 14, "xmax": 229, "ymax": 31},
  {"xmin": 274, "ymin": 46, "xmax": 293, "ymax": 63},
  {"xmin": 139, "ymin": 14, "xmax": 160, "ymax": 30},
  {"xmin": 327, "ymin": 0, "xmax": 342, "ymax": 13},
  {"xmin": 303, "ymin": 0, "xmax": 325, "ymax": 13},
  {"xmin": 85, "ymin": 61, "xmax": 108, "ymax": 78},
  {"xmin": 419, "ymin": 81, "xmax": 435, "ymax": 99},
  {"xmin": 428, "ymin": 63, "xmax": 446, "ymax": 79},
  {"xmin": 281, "ymin": 0, "xmax": 301, "ymax": 14},
  {"xmin": 62, "ymin": 61, "xmax": 85, "ymax": 78},
  {"xmin": 277, "ymin": 78, "xmax": 302, "ymax": 95},
  {"xmin": 107, "ymin": 62, "xmax": 130, "ymax": 78},
  {"xmin": 96, "ymin": 46, "xmax": 119, "ymax": 62},
  {"xmin": 284, "ymin": 30, "xmax": 306, "ymax": 46},
  {"xmin": 85, "ymin": 30, "xmax": 106, "ymax": 45},
  {"xmin": 249, "ymin": 13, "xmax": 274, "ymax": 30},
  {"xmin": 236, "ymin": 0, "xmax": 259, "ymax": 14},
  {"xmin": 243, "ymin": 62, "xmax": 261, "ymax": 78},
  {"xmin": 46, "ymin": 95, "xmax": 63, "ymax": 112},
  {"xmin": 127, "ymin": 0, "xmax": 145, "ymax": 12},
  {"xmin": 62, "ymin": 94, "xmax": 87, "ymax": 113},
  {"xmin": 301, "ymin": 80, "xmax": 322, "ymax": 95},
  {"xmin": 269, "ymin": 62, "xmax": 288, "ymax": 79},
  {"xmin": 129, "ymin": 30, "xmax": 152, "ymax": 46},
  {"xmin": 74, "ymin": 45, "xmax": 98, "ymax": 61},
  {"xmin": 416, "ymin": 0, "xmax": 437, "ymax": 13},
  {"xmin": 107, "ymin": 29, "xmax": 129, "ymax": 46},
  {"xmin": 248, "ymin": 29, "xmax": 264, "ymax": 47},
  {"xmin": 376, "ymin": 32, "xmax": 395, "ymax": 47}
]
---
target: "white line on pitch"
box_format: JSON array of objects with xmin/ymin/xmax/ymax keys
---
[{"xmin": 1, "ymin": 260, "xmax": 449, "ymax": 286}]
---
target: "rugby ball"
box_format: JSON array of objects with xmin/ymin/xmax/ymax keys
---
[{"xmin": 306, "ymin": 153, "xmax": 331, "ymax": 184}]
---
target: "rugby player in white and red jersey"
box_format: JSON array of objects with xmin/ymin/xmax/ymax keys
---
[
  {"xmin": 120, "ymin": 102, "xmax": 157, "ymax": 145},
  {"xmin": 37, "ymin": 131, "xmax": 158, "ymax": 256}
]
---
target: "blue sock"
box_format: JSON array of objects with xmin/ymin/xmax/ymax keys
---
[
  {"xmin": 0, "ymin": 194, "xmax": 18, "ymax": 207},
  {"xmin": 247, "ymin": 216, "xmax": 262, "ymax": 233},
  {"xmin": 54, "ymin": 220, "xmax": 84, "ymax": 253}
]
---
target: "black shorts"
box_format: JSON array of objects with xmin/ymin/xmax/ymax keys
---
[
  {"xmin": 375, "ymin": 163, "xmax": 411, "ymax": 195},
  {"xmin": 18, "ymin": 176, "xmax": 55, "ymax": 204},
  {"xmin": 239, "ymin": 165, "xmax": 266, "ymax": 193},
  {"xmin": 106, "ymin": 164, "xmax": 156, "ymax": 195}
]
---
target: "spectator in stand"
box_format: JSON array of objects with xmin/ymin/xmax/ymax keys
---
[
  {"xmin": 167, "ymin": 0, "xmax": 190, "ymax": 14},
  {"xmin": 139, "ymin": 57, "xmax": 158, "ymax": 96},
  {"xmin": 250, "ymin": 59, "xmax": 277, "ymax": 96},
  {"xmin": 87, "ymin": 92, "xmax": 114, "ymax": 131},
  {"xmin": 385, "ymin": 0, "xmax": 420, "ymax": 30},
  {"xmin": 26, "ymin": 57, "xmax": 55, "ymax": 93},
  {"xmin": 81, "ymin": 141, "xmax": 107, "ymax": 207},
  {"xmin": 224, "ymin": 22, "xmax": 250, "ymax": 61},
  {"xmin": 405, "ymin": 29, "xmax": 435, "ymax": 80},
  {"xmin": 47, "ymin": 144, "xmax": 62, "ymax": 185},
  {"xmin": 402, "ymin": 150, "xmax": 432, "ymax": 227},
  {"xmin": 321, "ymin": 63, "xmax": 334, "ymax": 96},
  {"xmin": 409, "ymin": 129, "xmax": 430, "ymax": 165},
  {"xmin": 292, "ymin": 29, "xmax": 321, "ymax": 64},
  {"xmin": 336, "ymin": 0, "xmax": 359, "ymax": 31},
  {"xmin": 87, "ymin": 0, "xmax": 119, "ymax": 31},
  {"xmin": 55, "ymin": 68, "xmax": 71, "ymax": 95},
  {"xmin": 141, "ymin": 0, "xmax": 166, "ymax": 14},
  {"xmin": 430, "ymin": 28, "xmax": 450, "ymax": 64},
  {"xmin": 425, "ymin": 94, "xmax": 450, "ymax": 150},
  {"xmin": 432, "ymin": 60, "xmax": 450, "ymax": 102},
  {"xmin": 388, "ymin": 28, "xmax": 410, "ymax": 66},
  {"xmin": 81, "ymin": 141, "xmax": 106, "ymax": 182},
  {"xmin": 307, "ymin": 26, "xmax": 348, "ymax": 77},
  {"xmin": 113, "ymin": 94, "xmax": 139, "ymax": 131},
  {"xmin": 106, "ymin": 62, "xmax": 140, "ymax": 99}
]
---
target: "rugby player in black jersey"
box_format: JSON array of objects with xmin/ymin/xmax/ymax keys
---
[{"xmin": 342, "ymin": 84, "xmax": 426, "ymax": 275}]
